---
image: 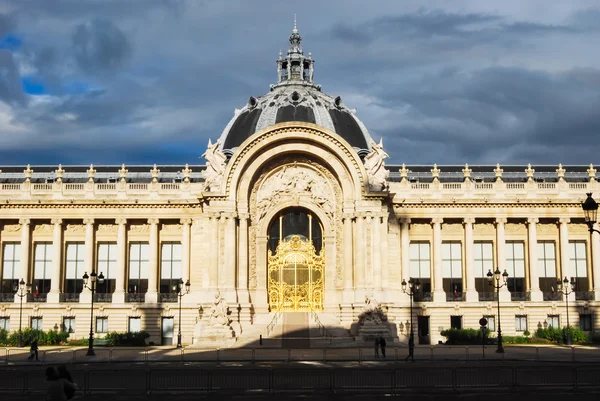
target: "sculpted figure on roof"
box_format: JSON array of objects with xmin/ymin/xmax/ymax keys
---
[
  {"xmin": 364, "ymin": 138, "xmax": 390, "ymax": 191},
  {"xmin": 202, "ymin": 139, "xmax": 227, "ymax": 192}
]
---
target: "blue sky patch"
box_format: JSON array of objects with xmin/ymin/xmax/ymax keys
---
[
  {"xmin": 0, "ymin": 35, "xmax": 22, "ymax": 51},
  {"xmin": 22, "ymin": 77, "xmax": 46, "ymax": 95}
]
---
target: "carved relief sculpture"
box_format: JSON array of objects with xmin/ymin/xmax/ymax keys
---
[
  {"xmin": 363, "ymin": 138, "xmax": 389, "ymax": 191},
  {"xmin": 202, "ymin": 139, "xmax": 227, "ymax": 192}
]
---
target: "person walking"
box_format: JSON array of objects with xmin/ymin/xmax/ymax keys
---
[
  {"xmin": 57, "ymin": 364, "xmax": 76, "ymax": 400},
  {"xmin": 379, "ymin": 336, "xmax": 387, "ymax": 358},
  {"xmin": 405, "ymin": 334, "xmax": 415, "ymax": 362},
  {"xmin": 27, "ymin": 339, "xmax": 38, "ymax": 361},
  {"xmin": 373, "ymin": 337, "xmax": 380, "ymax": 358},
  {"xmin": 45, "ymin": 366, "xmax": 78, "ymax": 401}
]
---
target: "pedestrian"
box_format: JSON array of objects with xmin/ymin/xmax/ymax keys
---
[
  {"xmin": 57, "ymin": 364, "xmax": 76, "ymax": 400},
  {"xmin": 373, "ymin": 337, "xmax": 380, "ymax": 358},
  {"xmin": 379, "ymin": 336, "xmax": 387, "ymax": 358},
  {"xmin": 46, "ymin": 366, "xmax": 78, "ymax": 401},
  {"xmin": 405, "ymin": 334, "xmax": 415, "ymax": 362},
  {"xmin": 27, "ymin": 339, "xmax": 38, "ymax": 361}
]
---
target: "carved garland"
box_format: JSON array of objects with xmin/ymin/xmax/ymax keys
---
[{"xmin": 225, "ymin": 126, "xmax": 365, "ymax": 197}]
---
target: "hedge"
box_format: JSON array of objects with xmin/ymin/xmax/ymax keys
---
[
  {"xmin": 103, "ymin": 331, "xmax": 150, "ymax": 346},
  {"xmin": 0, "ymin": 328, "xmax": 69, "ymax": 346}
]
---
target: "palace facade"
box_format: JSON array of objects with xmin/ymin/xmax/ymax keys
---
[{"xmin": 0, "ymin": 25, "xmax": 598, "ymax": 346}]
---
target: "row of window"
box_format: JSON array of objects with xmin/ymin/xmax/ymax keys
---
[
  {"xmin": 0, "ymin": 242, "xmax": 182, "ymax": 295},
  {"xmin": 410, "ymin": 240, "xmax": 589, "ymax": 294},
  {"xmin": 446, "ymin": 313, "xmax": 593, "ymax": 332},
  {"xmin": 0, "ymin": 316, "xmax": 141, "ymax": 334}
]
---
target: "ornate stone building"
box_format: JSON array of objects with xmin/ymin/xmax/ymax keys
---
[{"xmin": 0, "ymin": 25, "xmax": 598, "ymax": 346}]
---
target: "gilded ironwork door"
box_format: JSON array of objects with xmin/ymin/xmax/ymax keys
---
[{"xmin": 268, "ymin": 235, "xmax": 324, "ymax": 311}]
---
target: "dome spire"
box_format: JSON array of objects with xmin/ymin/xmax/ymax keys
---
[{"xmin": 274, "ymin": 20, "xmax": 318, "ymax": 89}]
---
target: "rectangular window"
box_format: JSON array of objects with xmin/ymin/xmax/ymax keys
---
[
  {"xmin": 62, "ymin": 317, "xmax": 75, "ymax": 333},
  {"xmin": 1, "ymin": 243, "xmax": 20, "ymax": 294},
  {"xmin": 409, "ymin": 242, "xmax": 431, "ymax": 294},
  {"xmin": 450, "ymin": 316, "xmax": 462, "ymax": 330},
  {"xmin": 442, "ymin": 242, "xmax": 462, "ymax": 295},
  {"xmin": 515, "ymin": 315, "xmax": 527, "ymax": 332},
  {"xmin": 128, "ymin": 243, "xmax": 149, "ymax": 294},
  {"xmin": 33, "ymin": 243, "xmax": 53, "ymax": 295},
  {"xmin": 0, "ymin": 317, "xmax": 9, "ymax": 331},
  {"xmin": 569, "ymin": 241, "xmax": 589, "ymax": 291},
  {"xmin": 505, "ymin": 242, "xmax": 525, "ymax": 293},
  {"xmin": 160, "ymin": 243, "xmax": 182, "ymax": 293},
  {"xmin": 64, "ymin": 243, "xmax": 85, "ymax": 294},
  {"xmin": 96, "ymin": 317, "xmax": 108, "ymax": 333},
  {"xmin": 485, "ymin": 316, "xmax": 495, "ymax": 332},
  {"xmin": 538, "ymin": 241, "xmax": 557, "ymax": 295},
  {"xmin": 580, "ymin": 314, "xmax": 592, "ymax": 331},
  {"xmin": 547, "ymin": 315, "xmax": 560, "ymax": 328},
  {"xmin": 474, "ymin": 242, "xmax": 494, "ymax": 294},
  {"xmin": 97, "ymin": 243, "xmax": 117, "ymax": 294},
  {"xmin": 129, "ymin": 317, "xmax": 141, "ymax": 333},
  {"xmin": 31, "ymin": 317, "xmax": 42, "ymax": 330}
]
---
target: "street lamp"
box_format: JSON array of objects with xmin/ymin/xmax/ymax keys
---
[
  {"xmin": 13, "ymin": 279, "xmax": 31, "ymax": 348},
  {"xmin": 487, "ymin": 268, "xmax": 509, "ymax": 353},
  {"xmin": 82, "ymin": 270, "xmax": 104, "ymax": 356},
  {"xmin": 556, "ymin": 276, "xmax": 576, "ymax": 345},
  {"xmin": 582, "ymin": 193, "xmax": 600, "ymax": 234},
  {"xmin": 401, "ymin": 277, "xmax": 420, "ymax": 362},
  {"xmin": 174, "ymin": 279, "xmax": 190, "ymax": 348}
]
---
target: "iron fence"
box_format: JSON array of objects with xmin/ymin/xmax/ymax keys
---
[
  {"xmin": 1, "ymin": 345, "xmax": 599, "ymax": 365},
  {"xmin": 0, "ymin": 365, "xmax": 599, "ymax": 396}
]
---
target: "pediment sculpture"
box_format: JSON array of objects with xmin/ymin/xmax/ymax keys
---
[
  {"xmin": 364, "ymin": 138, "xmax": 390, "ymax": 191},
  {"xmin": 202, "ymin": 139, "xmax": 227, "ymax": 192},
  {"xmin": 256, "ymin": 164, "xmax": 334, "ymax": 221}
]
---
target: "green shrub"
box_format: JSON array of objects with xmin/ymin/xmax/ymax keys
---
[
  {"xmin": 0, "ymin": 328, "xmax": 69, "ymax": 346},
  {"xmin": 104, "ymin": 331, "xmax": 150, "ymax": 346},
  {"xmin": 441, "ymin": 328, "xmax": 489, "ymax": 345},
  {"xmin": 501, "ymin": 335, "xmax": 528, "ymax": 344},
  {"xmin": 535, "ymin": 327, "xmax": 590, "ymax": 344}
]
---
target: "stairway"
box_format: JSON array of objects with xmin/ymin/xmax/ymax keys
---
[{"xmin": 282, "ymin": 312, "xmax": 311, "ymax": 348}]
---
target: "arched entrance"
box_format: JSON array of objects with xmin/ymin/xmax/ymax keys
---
[{"xmin": 267, "ymin": 208, "xmax": 324, "ymax": 311}]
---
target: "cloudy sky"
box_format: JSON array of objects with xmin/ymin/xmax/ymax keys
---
[{"xmin": 0, "ymin": 0, "xmax": 599, "ymax": 166}]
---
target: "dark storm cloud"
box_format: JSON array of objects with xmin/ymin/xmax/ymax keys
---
[
  {"xmin": 72, "ymin": 19, "xmax": 132, "ymax": 74},
  {"xmin": 0, "ymin": 50, "xmax": 26, "ymax": 105},
  {"xmin": 0, "ymin": 12, "xmax": 16, "ymax": 37}
]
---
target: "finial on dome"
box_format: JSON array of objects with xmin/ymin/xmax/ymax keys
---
[{"xmin": 293, "ymin": 14, "xmax": 297, "ymax": 33}]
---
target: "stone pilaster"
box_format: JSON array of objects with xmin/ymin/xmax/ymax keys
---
[
  {"xmin": 558, "ymin": 218, "xmax": 575, "ymax": 301},
  {"xmin": 17, "ymin": 219, "xmax": 30, "ymax": 304},
  {"xmin": 146, "ymin": 218, "xmax": 159, "ymax": 303},
  {"xmin": 354, "ymin": 213, "xmax": 366, "ymax": 301},
  {"xmin": 527, "ymin": 217, "xmax": 543, "ymax": 301},
  {"xmin": 113, "ymin": 218, "xmax": 127, "ymax": 303},
  {"xmin": 237, "ymin": 214, "xmax": 250, "ymax": 304},
  {"xmin": 48, "ymin": 219, "xmax": 62, "ymax": 303},
  {"xmin": 180, "ymin": 218, "xmax": 191, "ymax": 284},
  {"xmin": 432, "ymin": 217, "xmax": 445, "ymax": 302},
  {"xmin": 342, "ymin": 214, "xmax": 354, "ymax": 303},
  {"xmin": 463, "ymin": 217, "xmax": 478, "ymax": 302},
  {"xmin": 495, "ymin": 217, "xmax": 510, "ymax": 301},
  {"xmin": 592, "ymin": 223, "xmax": 600, "ymax": 300}
]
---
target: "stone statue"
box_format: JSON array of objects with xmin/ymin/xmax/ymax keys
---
[
  {"xmin": 202, "ymin": 139, "xmax": 227, "ymax": 192},
  {"xmin": 364, "ymin": 138, "xmax": 390, "ymax": 191},
  {"xmin": 208, "ymin": 291, "xmax": 230, "ymax": 327},
  {"xmin": 359, "ymin": 295, "xmax": 385, "ymax": 325}
]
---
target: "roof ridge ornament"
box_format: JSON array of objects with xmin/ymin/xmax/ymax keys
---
[{"xmin": 274, "ymin": 21, "xmax": 318, "ymax": 89}]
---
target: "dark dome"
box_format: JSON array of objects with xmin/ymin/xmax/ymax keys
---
[{"xmin": 218, "ymin": 85, "xmax": 372, "ymax": 153}]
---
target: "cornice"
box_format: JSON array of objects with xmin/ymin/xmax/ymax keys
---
[{"xmin": 0, "ymin": 203, "xmax": 201, "ymax": 209}]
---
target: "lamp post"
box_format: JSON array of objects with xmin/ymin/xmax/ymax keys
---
[
  {"xmin": 556, "ymin": 276, "xmax": 576, "ymax": 345},
  {"xmin": 401, "ymin": 277, "xmax": 420, "ymax": 362},
  {"xmin": 82, "ymin": 270, "xmax": 104, "ymax": 356},
  {"xmin": 174, "ymin": 279, "xmax": 190, "ymax": 348},
  {"xmin": 582, "ymin": 193, "xmax": 600, "ymax": 234},
  {"xmin": 487, "ymin": 268, "xmax": 509, "ymax": 353},
  {"xmin": 13, "ymin": 279, "xmax": 31, "ymax": 348}
]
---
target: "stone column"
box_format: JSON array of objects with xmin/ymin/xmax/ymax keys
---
[
  {"xmin": 380, "ymin": 213, "xmax": 389, "ymax": 295},
  {"xmin": 209, "ymin": 215, "xmax": 219, "ymax": 291},
  {"xmin": 84, "ymin": 219, "xmax": 95, "ymax": 274},
  {"xmin": 354, "ymin": 214, "xmax": 366, "ymax": 300},
  {"xmin": 558, "ymin": 218, "xmax": 575, "ymax": 302},
  {"xmin": 48, "ymin": 219, "xmax": 62, "ymax": 303},
  {"xmin": 463, "ymin": 217, "xmax": 478, "ymax": 302},
  {"xmin": 342, "ymin": 214, "xmax": 354, "ymax": 303},
  {"xmin": 180, "ymin": 218, "xmax": 191, "ymax": 284},
  {"xmin": 365, "ymin": 213, "xmax": 374, "ymax": 289},
  {"xmin": 527, "ymin": 217, "xmax": 543, "ymax": 301},
  {"xmin": 495, "ymin": 217, "xmax": 510, "ymax": 301},
  {"xmin": 146, "ymin": 218, "xmax": 159, "ymax": 303},
  {"xmin": 372, "ymin": 213, "xmax": 382, "ymax": 292},
  {"xmin": 223, "ymin": 214, "xmax": 237, "ymax": 301},
  {"xmin": 592, "ymin": 223, "xmax": 600, "ymax": 300},
  {"xmin": 19, "ymin": 219, "xmax": 30, "ymax": 283},
  {"xmin": 237, "ymin": 214, "xmax": 250, "ymax": 304},
  {"xmin": 400, "ymin": 218, "xmax": 411, "ymax": 302},
  {"xmin": 255, "ymin": 235, "xmax": 269, "ymax": 313},
  {"xmin": 324, "ymin": 235, "xmax": 337, "ymax": 311},
  {"xmin": 113, "ymin": 218, "xmax": 127, "ymax": 303},
  {"xmin": 432, "ymin": 218, "xmax": 445, "ymax": 302}
]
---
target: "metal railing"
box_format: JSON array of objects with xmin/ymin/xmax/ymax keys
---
[
  {"xmin": 125, "ymin": 293, "xmax": 145, "ymax": 303},
  {"xmin": 266, "ymin": 308, "xmax": 283, "ymax": 336},
  {"xmin": 59, "ymin": 293, "xmax": 80, "ymax": 303},
  {"xmin": 309, "ymin": 309, "xmax": 334, "ymax": 344},
  {"xmin": 414, "ymin": 292, "xmax": 432, "ymax": 302},
  {"xmin": 158, "ymin": 293, "xmax": 178, "ymax": 303},
  {"xmin": 478, "ymin": 292, "xmax": 497, "ymax": 301},
  {"xmin": 0, "ymin": 293, "xmax": 14, "ymax": 302},
  {"xmin": 576, "ymin": 291, "xmax": 595, "ymax": 301},
  {"xmin": 1, "ymin": 362, "xmax": 599, "ymax": 396},
  {"xmin": 511, "ymin": 291, "xmax": 530, "ymax": 301},
  {"xmin": 445, "ymin": 292, "xmax": 465, "ymax": 302},
  {"xmin": 94, "ymin": 293, "xmax": 113, "ymax": 303}
]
